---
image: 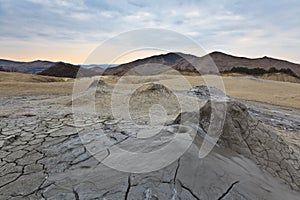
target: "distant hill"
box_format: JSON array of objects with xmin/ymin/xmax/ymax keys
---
[
  {"xmin": 208, "ymin": 52, "xmax": 300, "ymax": 77},
  {"xmin": 1, "ymin": 52, "xmax": 300, "ymax": 79},
  {"xmin": 80, "ymin": 64, "xmax": 119, "ymax": 69},
  {"xmin": 0, "ymin": 58, "xmax": 135, "ymax": 76},
  {"xmin": 0, "ymin": 59, "xmax": 105, "ymax": 78},
  {"xmin": 102, "ymin": 52, "xmax": 300, "ymax": 78},
  {"xmin": 102, "ymin": 52, "xmax": 199, "ymax": 76},
  {"xmin": 0, "ymin": 59, "xmax": 54, "ymax": 73},
  {"xmin": 37, "ymin": 62, "xmax": 102, "ymax": 78}
]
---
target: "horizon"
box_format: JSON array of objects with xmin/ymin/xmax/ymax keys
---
[
  {"xmin": 0, "ymin": 0, "xmax": 300, "ymax": 64},
  {"xmin": 1, "ymin": 50, "xmax": 300, "ymax": 66}
]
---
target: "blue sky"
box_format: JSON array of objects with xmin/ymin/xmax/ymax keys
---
[{"xmin": 0, "ymin": 0, "xmax": 299, "ymax": 64}]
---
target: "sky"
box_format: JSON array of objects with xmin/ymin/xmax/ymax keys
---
[{"xmin": 0, "ymin": 0, "xmax": 299, "ymax": 64}]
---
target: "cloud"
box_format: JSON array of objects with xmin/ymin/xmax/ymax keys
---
[{"xmin": 0, "ymin": 0, "xmax": 299, "ymax": 63}]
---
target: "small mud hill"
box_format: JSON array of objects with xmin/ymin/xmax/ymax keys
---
[
  {"xmin": 129, "ymin": 83, "xmax": 180, "ymax": 124},
  {"xmin": 66, "ymin": 79, "xmax": 112, "ymax": 108},
  {"xmin": 134, "ymin": 83, "xmax": 173, "ymax": 97},
  {"xmin": 176, "ymin": 100, "xmax": 300, "ymax": 190},
  {"xmin": 88, "ymin": 80, "xmax": 111, "ymax": 93},
  {"xmin": 189, "ymin": 85, "xmax": 228, "ymax": 100}
]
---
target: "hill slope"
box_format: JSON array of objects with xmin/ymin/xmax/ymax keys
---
[
  {"xmin": 102, "ymin": 52, "xmax": 300, "ymax": 78},
  {"xmin": 2, "ymin": 52, "xmax": 299, "ymax": 79},
  {"xmin": 37, "ymin": 62, "xmax": 101, "ymax": 78},
  {"xmin": 209, "ymin": 52, "xmax": 300, "ymax": 77},
  {"xmin": 0, "ymin": 59, "xmax": 104, "ymax": 77},
  {"xmin": 103, "ymin": 52, "xmax": 198, "ymax": 76}
]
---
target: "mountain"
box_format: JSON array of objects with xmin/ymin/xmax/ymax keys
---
[
  {"xmin": 102, "ymin": 52, "xmax": 300, "ymax": 77},
  {"xmin": 0, "ymin": 59, "xmax": 105, "ymax": 78},
  {"xmin": 2, "ymin": 52, "xmax": 300, "ymax": 79},
  {"xmin": 37, "ymin": 62, "xmax": 102, "ymax": 78},
  {"xmin": 80, "ymin": 64, "xmax": 119, "ymax": 69},
  {"xmin": 102, "ymin": 52, "xmax": 199, "ymax": 76},
  {"xmin": 208, "ymin": 52, "xmax": 300, "ymax": 77}
]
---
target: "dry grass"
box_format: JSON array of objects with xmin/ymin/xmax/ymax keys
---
[
  {"xmin": 0, "ymin": 71, "xmax": 70, "ymax": 82},
  {"xmin": 1, "ymin": 72, "xmax": 299, "ymax": 108},
  {"xmin": 105, "ymin": 74, "xmax": 300, "ymax": 108},
  {"xmin": 0, "ymin": 82, "xmax": 74, "ymax": 96}
]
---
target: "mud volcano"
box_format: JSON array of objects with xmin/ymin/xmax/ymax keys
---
[
  {"xmin": 88, "ymin": 79, "xmax": 111, "ymax": 93},
  {"xmin": 189, "ymin": 85, "xmax": 228, "ymax": 100},
  {"xmin": 67, "ymin": 79, "xmax": 112, "ymax": 109},
  {"xmin": 175, "ymin": 99, "xmax": 300, "ymax": 191},
  {"xmin": 129, "ymin": 83, "xmax": 180, "ymax": 125},
  {"xmin": 133, "ymin": 83, "xmax": 173, "ymax": 97}
]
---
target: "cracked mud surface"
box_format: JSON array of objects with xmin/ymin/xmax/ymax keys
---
[{"xmin": 0, "ymin": 93, "xmax": 300, "ymax": 199}]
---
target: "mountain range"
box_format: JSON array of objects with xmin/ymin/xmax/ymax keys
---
[
  {"xmin": 1, "ymin": 52, "xmax": 299, "ymax": 78},
  {"xmin": 0, "ymin": 60, "xmax": 104, "ymax": 78},
  {"xmin": 103, "ymin": 52, "xmax": 300, "ymax": 77},
  {"xmin": 0, "ymin": 59, "xmax": 54, "ymax": 73}
]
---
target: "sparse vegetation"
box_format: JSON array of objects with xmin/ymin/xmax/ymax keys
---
[
  {"xmin": 0, "ymin": 66, "xmax": 18, "ymax": 72},
  {"xmin": 223, "ymin": 67, "xmax": 299, "ymax": 78},
  {"xmin": 0, "ymin": 66, "xmax": 7, "ymax": 72}
]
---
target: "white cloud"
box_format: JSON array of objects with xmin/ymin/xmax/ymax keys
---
[{"xmin": 0, "ymin": 0, "xmax": 300, "ymax": 62}]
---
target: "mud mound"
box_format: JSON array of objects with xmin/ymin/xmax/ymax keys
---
[
  {"xmin": 134, "ymin": 83, "xmax": 173, "ymax": 96},
  {"xmin": 66, "ymin": 80, "xmax": 112, "ymax": 108},
  {"xmin": 129, "ymin": 83, "xmax": 179, "ymax": 124},
  {"xmin": 175, "ymin": 100, "xmax": 300, "ymax": 190},
  {"xmin": 189, "ymin": 85, "xmax": 228, "ymax": 100},
  {"xmin": 88, "ymin": 79, "xmax": 111, "ymax": 93}
]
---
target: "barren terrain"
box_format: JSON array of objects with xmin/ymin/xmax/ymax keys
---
[{"xmin": 0, "ymin": 72, "xmax": 299, "ymax": 199}]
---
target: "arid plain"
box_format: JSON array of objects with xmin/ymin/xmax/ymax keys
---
[{"xmin": 0, "ymin": 71, "xmax": 300, "ymax": 199}]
